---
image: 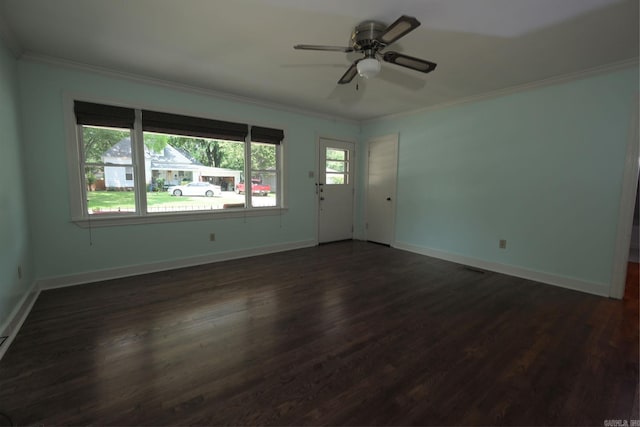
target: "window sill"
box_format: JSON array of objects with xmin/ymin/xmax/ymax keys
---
[{"xmin": 71, "ymin": 207, "xmax": 289, "ymax": 228}]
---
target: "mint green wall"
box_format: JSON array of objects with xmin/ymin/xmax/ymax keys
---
[
  {"xmin": 0, "ymin": 42, "xmax": 32, "ymax": 329},
  {"xmin": 11, "ymin": 57, "xmax": 638, "ymax": 295},
  {"xmin": 360, "ymin": 67, "xmax": 639, "ymax": 290},
  {"xmin": 18, "ymin": 61, "xmax": 359, "ymax": 280}
]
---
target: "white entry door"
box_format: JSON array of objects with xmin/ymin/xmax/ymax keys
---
[
  {"xmin": 318, "ymin": 138, "xmax": 354, "ymax": 243},
  {"xmin": 366, "ymin": 135, "xmax": 398, "ymax": 245}
]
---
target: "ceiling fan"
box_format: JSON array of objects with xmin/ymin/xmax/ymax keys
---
[{"xmin": 294, "ymin": 15, "xmax": 437, "ymax": 85}]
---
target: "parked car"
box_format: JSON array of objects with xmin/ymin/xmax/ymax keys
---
[
  {"xmin": 168, "ymin": 182, "xmax": 222, "ymax": 197},
  {"xmin": 236, "ymin": 179, "xmax": 271, "ymax": 196}
]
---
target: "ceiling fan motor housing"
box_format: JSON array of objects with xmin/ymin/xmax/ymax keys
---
[
  {"xmin": 293, "ymin": 15, "xmax": 436, "ymax": 85},
  {"xmin": 351, "ymin": 21, "xmax": 386, "ymax": 52}
]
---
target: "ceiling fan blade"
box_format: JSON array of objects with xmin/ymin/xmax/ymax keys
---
[
  {"xmin": 380, "ymin": 15, "xmax": 421, "ymax": 45},
  {"xmin": 294, "ymin": 44, "xmax": 354, "ymax": 52},
  {"xmin": 382, "ymin": 51, "xmax": 437, "ymax": 74},
  {"xmin": 337, "ymin": 61, "xmax": 358, "ymax": 85}
]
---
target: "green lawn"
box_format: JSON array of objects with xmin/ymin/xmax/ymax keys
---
[{"xmin": 87, "ymin": 190, "xmax": 274, "ymax": 213}]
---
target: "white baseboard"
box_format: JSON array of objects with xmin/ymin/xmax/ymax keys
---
[
  {"xmin": 393, "ymin": 242, "xmax": 611, "ymax": 297},
  {"xmin": 38, "ymin": 239, "xmax": 317, "ymax": 290},
  {"xmin": 0, "ymin": 281, "xmax": 40, "ymax": 361}
]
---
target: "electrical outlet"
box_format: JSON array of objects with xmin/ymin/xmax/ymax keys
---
[
  {"xmin": 209, "ymin": 233, "xmax": 216, "ymax": 242},
  {"xmin": 499, "ymin": 239, "xmax": 507, "ymax": 249},
  {"xmin": 17, "ymin": 265, "xmax": 22, "ymax": 279}
]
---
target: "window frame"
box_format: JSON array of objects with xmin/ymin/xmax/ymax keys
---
[
  {"xmin": 248, "ymin": 141, "xmax": 280, "ymax": 208},
  {"xmin": 64, "ymin": 95, "xmax": 287, "ymax": 227},
  {"xmin": 79, "ymin": 124, "xmax": 139, "ymax": 215},
  {"xmin": 324, "ymin": 146, "xmax": 350, "ymax": 185}
]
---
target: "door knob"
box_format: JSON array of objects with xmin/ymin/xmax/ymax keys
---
[{"xmin": 386, "ymin": 197, "xmax": 392, "ymax": 201}]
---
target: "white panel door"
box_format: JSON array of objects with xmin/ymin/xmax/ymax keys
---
[
  {"xmin": 318, "ymin": 138, "xmax": 354, "ymax": 243},
  {"xmin": 366, "ymin": 135, "xmax": 398, "ymax": 245}
]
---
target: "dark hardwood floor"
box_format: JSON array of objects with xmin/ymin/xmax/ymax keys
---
[{"xmin": 0, "ymin": 241, "xmax": 638, "ymax": 426}]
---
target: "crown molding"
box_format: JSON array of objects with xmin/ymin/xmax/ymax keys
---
[
  {"xmin": 0, "ymin": 13, "xmax": 24, "ymax": 58},
  {"xmin": 17, "ymin": 52, "xmax": 639, "ymax": 127},
  {"xmin": 363, "ymin": 57, "xmax": 640, "ymax": 124},
  {"xmin": 20, "ymin": 52, "xmax": 359, "ymax": 126}
]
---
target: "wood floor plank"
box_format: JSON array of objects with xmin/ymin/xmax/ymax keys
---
[{"xmin": 0, "ymin": 242, "xmax": 637, "ymax": 425}]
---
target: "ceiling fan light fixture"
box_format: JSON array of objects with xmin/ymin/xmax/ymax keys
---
[
  {"xmin": 293, "ymin": 15, "xmax": 434, "ymax": 85},
  {"xmin": 357, "ymin": 57, "xmax": 381, "ymax": 79}
]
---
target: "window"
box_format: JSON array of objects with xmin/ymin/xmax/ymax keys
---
[
  {"xmin": 325, "ymin": 147, "xmax": 349, "ymax": 185},
  {"xmin": 248, "ymin": 126, "xmax": 284, "ymax": 208},
  {"xmin": 70, "ymin": 101, "xmax": 284, "ymax": 222},
  {"xmin": 143, "ymin": 131, "xmax": 246, "ymax": 213}
]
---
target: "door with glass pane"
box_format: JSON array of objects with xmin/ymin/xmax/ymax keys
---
[{"xmin": 318, "ymin": 138, "xmax": 354, "ymax": 243}]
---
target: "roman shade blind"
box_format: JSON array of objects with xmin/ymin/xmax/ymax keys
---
[
  {"xmin": 142, "ymin": 110, "xmax": 248, "ymax": 141},
  {"xmin": 251, "ymin": 126, "xmax": 284, "ymax": 145},
  {"xmin": 74, "ymin": 101, "xmax": 135, "ymax": 128}
]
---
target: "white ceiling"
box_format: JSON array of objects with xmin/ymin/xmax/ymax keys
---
[{"xmin": 0, "ymin": 0, "xmax": 638, "ymax": 121}]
